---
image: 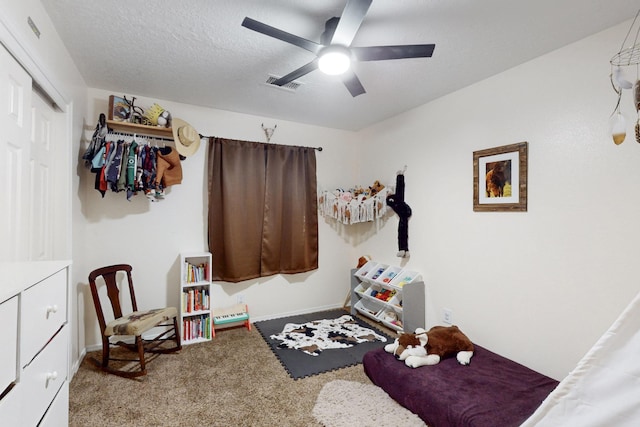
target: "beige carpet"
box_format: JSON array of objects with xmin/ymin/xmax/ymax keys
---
[
  {"xmin": 313, "ymin": 380, "xmax": 426, "ymax": 427},
  {"xmin": 69, "ymin": 315, "xmax": 397, "ymax": 427}
]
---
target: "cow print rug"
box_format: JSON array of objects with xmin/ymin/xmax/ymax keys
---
[{"xmin": 255, "ymin": 309, "xmax": 392, "ymax": 379}]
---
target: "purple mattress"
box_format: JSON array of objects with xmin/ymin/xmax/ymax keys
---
[{"xmin": 363, "ymin": 345, "xmax": 558, "ymax": 427}]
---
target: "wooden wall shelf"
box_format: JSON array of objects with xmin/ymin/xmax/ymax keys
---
[{"xmin": 107, "ymin": 119, "xmax": 173, "ymax": 138}]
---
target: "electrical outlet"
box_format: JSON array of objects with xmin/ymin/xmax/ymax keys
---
[
  {"xmin": 236, "ymin": 293, "xmax": 245, "ymax": 304},
  {"xmin": 443, "ymin": 308, "xmax": 453, "ymax": 325}
]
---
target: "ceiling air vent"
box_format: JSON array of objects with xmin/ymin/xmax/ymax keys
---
[{"xmin": 265, "ymin": 75, "xmax": 302, "ymax": 92}]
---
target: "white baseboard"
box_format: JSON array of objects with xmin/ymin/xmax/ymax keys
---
[
  {"xmin": 69, "ymin": 347, "xmax": 87, "ymax": 381},
  {"xmin": 249, "ymin": 303, "xmax": 345, "ymax": 323}
]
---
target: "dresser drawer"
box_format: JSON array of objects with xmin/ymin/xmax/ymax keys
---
[
  {"xmin": 0, "ymin": 295, "xmax": 18, "ymax": 394},
  {"xmin": 39, "ymin": 381, "xmax": 69, "ymax": 427},
  {"xmin": 20, "ymin": 269, "xmax": 67, "ymax": 366},
  {"xmin": 21, "ymin": 326, "xmax": 68, "ymax": 427},
  {"xmin": 0, "ymin": 380, "xmax": 20, "ymax": 427}
]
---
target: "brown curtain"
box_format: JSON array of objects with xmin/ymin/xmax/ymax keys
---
[{"xmin": 208, "ymin": 137, "xmax": 318, "ymax": 282}]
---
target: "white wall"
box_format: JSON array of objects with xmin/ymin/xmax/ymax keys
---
[
  {"xmin": 355, "ymin": 21, "xmax": 640, "ymax": 380},
  {"xmin": 79, "ymin": 89, "xmax": 363, "ymax": 347}
]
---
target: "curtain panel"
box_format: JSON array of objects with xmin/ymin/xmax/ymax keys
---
[{"xmin": 208, "ymin": 137, "xmax": 318, "ymax": 282}]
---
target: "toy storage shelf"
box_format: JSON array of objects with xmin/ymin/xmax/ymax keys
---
[
  {"xmin": 350, "ymin": 261, "xmax": 425, "ymax": 333},
  {"xmin": 180, "ymin": 252, "xmax": 213, "ymax": 345}
]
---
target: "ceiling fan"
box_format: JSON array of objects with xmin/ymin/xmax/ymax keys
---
[{"xmin": 241, "ymin": 0, "xmax": 435, "ymax": 97}]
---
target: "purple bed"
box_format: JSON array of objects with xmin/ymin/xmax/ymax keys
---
[{"xmin": 363, "ymin": 345, "xmax": 559, "ymax": 427}]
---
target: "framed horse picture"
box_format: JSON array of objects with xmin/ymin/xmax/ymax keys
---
[
  {"xmin": 473, "ymin": 142, "xmax": 528, "ymax": 212},
  {"xmin": 108, "ymin": 95, "xmax": 130, "ymax": 122}
]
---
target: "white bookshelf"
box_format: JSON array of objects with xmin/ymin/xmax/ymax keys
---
[{"xmin": 179, "ymin": 252, "xmax": 212, "ymax": 345}]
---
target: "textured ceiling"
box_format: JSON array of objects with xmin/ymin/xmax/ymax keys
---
[{"xmin": 42, "ymin": 0, "xmax": 639, "ymax": 131}]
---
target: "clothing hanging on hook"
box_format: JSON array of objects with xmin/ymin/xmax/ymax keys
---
[{"xmin": 83, "ymin": 115, "xmax": 184, "ymax": 201}]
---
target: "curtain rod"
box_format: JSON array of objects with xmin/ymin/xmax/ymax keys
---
[{"xmin": 201, "ymin": 134, "xmax": 323, "ymax": 152}]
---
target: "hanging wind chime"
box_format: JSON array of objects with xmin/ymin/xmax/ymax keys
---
[{"xmin": 609, "ymin": 10, "xmax": 640, "ymax": 145}]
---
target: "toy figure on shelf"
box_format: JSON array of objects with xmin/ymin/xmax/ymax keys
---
[
  {"xmin": 386, "ymin": 166, "xmax": 412, "ymax": 258},
  {"xmin": 144, "ymin": 103, "xmax": 172, "ymax": 128},
  {"xmin": 123, "ymin": 96, "xmax": 145, "ymax": 124}
]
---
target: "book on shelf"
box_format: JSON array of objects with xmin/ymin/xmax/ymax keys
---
[
  {"xmin": 183, "ymin": 314, "xmax": 211, "ymax": 341},
  {"xmin": 184, "ymin": 260, "xmax": 210, "ymax": 283},
  {"xmin": 182, "ymin": 288, "xmax": 210, "ymax": 313}
]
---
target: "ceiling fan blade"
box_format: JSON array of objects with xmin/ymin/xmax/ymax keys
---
[
  {"xmin": 331, "ymin": 0, "xmax": 373, "ymax": 46},
  {"xmin": 273, "ymin": 60, "xmax": 319, "ymax": 86},
  {"xmin": 342, "ymin": 70, "xmax": 366, "ymax": 97},
  {"xmin": 242, "ymin": 17, "xmax": 321, "ymax": 54},
  {"xmin": 351, "ymin": 44, "xmax": 436, "ymax": 61},
  {"xmin": 320, "ymin": 17, "xmax": 340, "ymax": 45}
]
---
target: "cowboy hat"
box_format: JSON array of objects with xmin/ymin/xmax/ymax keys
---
[{"xmin": 172, "ymin": 118, "xmax": 201, "ymax": 157}]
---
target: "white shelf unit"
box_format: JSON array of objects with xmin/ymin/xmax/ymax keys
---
[
  {"xmin": 350, "ymin": 261, "xmax": 425, "ymax": 333},
  {"xmin": 180, "ymin": 252, "xmax": 212, "ymax": 345}
]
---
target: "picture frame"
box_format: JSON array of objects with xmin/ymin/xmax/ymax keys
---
[
  {"xmin": 108, "ymin": 95, "xmax": 130, "ymax": 122},
  {"xmin": 473, "ymin": 142, "xmax": 528, "ymax": 212}
]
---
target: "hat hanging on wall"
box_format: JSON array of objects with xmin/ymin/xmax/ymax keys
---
[{"xmin": 172, "ymin": 118, "xmax": 201, "ymax": 157}]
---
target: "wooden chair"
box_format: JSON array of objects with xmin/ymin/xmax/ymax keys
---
[{"xmin": 88, "ymin": 264, "xmax": 181, "ymax": 378}]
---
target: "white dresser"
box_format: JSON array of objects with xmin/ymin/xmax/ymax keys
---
[{"xmin": 0, "ymin": 261, "xmax": 71, "ymax": 426}]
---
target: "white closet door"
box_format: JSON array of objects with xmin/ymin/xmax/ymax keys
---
[
  {"xmin": 29, "ymin": 90, "xmax": 55, "ymax": 260},
  {"xmin": 0, "ymin": 45, "xmax": 32, "ymax": 262}
]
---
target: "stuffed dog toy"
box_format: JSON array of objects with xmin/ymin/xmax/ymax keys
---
[{"xmin": 384, "ymin": 325, "xmax": 474, "ymax": 368}]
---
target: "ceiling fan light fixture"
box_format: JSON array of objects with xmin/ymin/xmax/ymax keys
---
[
  {"xmin": 318, "ymin": 46, "xmax": 351, "ymax": 75},
  {"xmin": 241, "ymin": 0, "xmax": 434, "ymax": 97}
]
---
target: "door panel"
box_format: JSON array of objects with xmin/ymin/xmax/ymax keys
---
[
  {"xmin": 0, "ymin": 45, "xmax": 32, "ymax": 261},
  {"xmin": 30, "ymin": 91, "xmax": 54, "ymax": 260}
]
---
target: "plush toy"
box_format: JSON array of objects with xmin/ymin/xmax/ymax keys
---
[
  {"xmin": 386, "ymin": 166, "xmax": 412, "ymax": 258},
  {"xmin": 356, "ymin": 255, "xmax": 372, "ymax": 268},
  {"xmin": 157, "ymin": 109, "xmax": 172, "ymax": 128},
  {"xmin": 383, "ymin": 311, "xmax": 402, "ymax": 327},
  {"xmin": 339, "ymin": 191, "xmax": 353, "ymax": 203},
  {"xmin": 369, "ymin": 180, "xmax": 385, "ymax": 197},
  {"xmin": 143, "ymin": 103, "xmax": 172, "ymax": 128},
  {"xmin": 384, "ymin": 325, "xmax": 474, "ymax": 368}
]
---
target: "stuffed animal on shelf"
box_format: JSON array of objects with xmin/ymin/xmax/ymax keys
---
[
  {"xmin": 143, "ymin": 103, "xmax": 172, "ymax": 128},
  {"xmin": 384, "ymin": 325, "xmax": 474, "ymax": 368},
  {"xmin": 356, "ymin": 255, "xmax": 372, "ymax": 268},
  {"xmin": 157, "ymin": 109, "xmax": 172, "ymax": 128},
  {"xmin": 338, "ymin": 190, "xmax": 353, "ymax": 203},
  {"xmin": 369, "ymin": 180, "xmax": 385, "ymax": 197},
  {"xmin": 353, "ymin": 186, "xmax": 366, "ymax": 198}
]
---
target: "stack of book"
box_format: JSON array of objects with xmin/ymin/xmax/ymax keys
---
[
  {"xmin": 182, "ymin": 288, "xmax": 209, "ymax": 313},
  {"xmin": 184, "ymin": 261, "xmax": 209, "ymax": 283},
  {"xmin": 182, "ymin": 315, "xmax": 211, "ymax": 341}
]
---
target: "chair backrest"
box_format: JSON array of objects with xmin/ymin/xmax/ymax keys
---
[{"xmin": 88, "ymin": 264, "xmax": 139, "ymax": 334}]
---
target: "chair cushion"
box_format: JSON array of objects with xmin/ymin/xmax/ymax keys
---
[{"xmin": 105, "ymin": 307, "xmax": 177, "ymax": 336}]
